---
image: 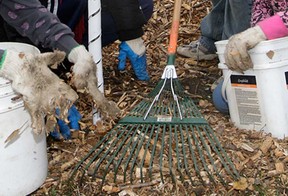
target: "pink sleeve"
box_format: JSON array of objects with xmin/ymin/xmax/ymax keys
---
[{"xmin": 258, "ymin": 14, "xmax": 288, "ymax": 40}]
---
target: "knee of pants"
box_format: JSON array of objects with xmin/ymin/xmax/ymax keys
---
[
  {"xmin": 212, "ymin": 79, "xmax": 229, "ymax": 114},
  {"xmin": 139, "ymin": 0, "xmax": 154, "ymax": 21}
]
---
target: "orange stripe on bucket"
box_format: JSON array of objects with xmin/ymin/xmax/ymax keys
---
[{"xmin": 231, "ymin": 83, "xmax": 257, "ymax": 88}]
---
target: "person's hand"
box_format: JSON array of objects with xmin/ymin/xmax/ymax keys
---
[
  {"xmin": 50, "ymin": 105, "xmax": 82, "ymax": 140},
  {"xmin": 118, "ymin": 38, "xmax": 150, "ymax": 81},
  {"xmin": 224, "ymin": 26, "xmax": 267, "ymax": 72},
  {"xmin": 0, "ymin": 50, "xmax": 78, "ymax": 134},
  {"xmin": 68, "ymin": 45, "xmax": 120, "ymax": 118}
]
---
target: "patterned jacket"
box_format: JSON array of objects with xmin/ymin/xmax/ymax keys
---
[{"xmin": 251, "ymin": 0, "xmax": 288, "ymax": 39}]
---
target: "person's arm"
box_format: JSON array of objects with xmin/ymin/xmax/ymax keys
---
[
  {"xmin": 257, "ymin": 11, "xmax": 288, "ymax": 40},
  {"xmin": 0, "ymin": 0, "xmax": 120, "ymax": 122},
  {"xmin": 0, "ymin": 0, "xmax": 78, "ymax": 54}
]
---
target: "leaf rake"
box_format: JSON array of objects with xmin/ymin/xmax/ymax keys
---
[{"xmin": 70, "ymin": 0, "xmax": 240, "ymax": 189}]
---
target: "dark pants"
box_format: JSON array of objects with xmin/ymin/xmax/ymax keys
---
[
  {"xmin": 51, "ymin": 0, "xmax": 154, "ymax": 47},
  {"xmin": 101, "ymin": 0, "xmax": 154, "ymax": 46}
]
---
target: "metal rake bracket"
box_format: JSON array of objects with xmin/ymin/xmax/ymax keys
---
[{"xmin": 144, "ymin": 65, "xmax": 183, "ymax": 121}]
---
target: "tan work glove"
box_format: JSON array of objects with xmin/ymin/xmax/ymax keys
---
[
  {"xmin": 224, "ymin": 26, "xmax": 267, "ymax": 72},
  {"xmin": 0, "ymin": 50, "xmax": 78, "ymax": 134},
  {"xmin": 68, "ymin": 45, "xmax": 120, "ymax": 117}
]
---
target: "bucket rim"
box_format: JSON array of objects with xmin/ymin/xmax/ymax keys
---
[
  {"xmin": 0, "ymin": 102, "xmax": 24, "ymax": 114},
  {"xmin": 218, "ymin": 60, "xmax": 288, "ymax": 70},
  {"xmin": 0, "ymin": 42, "xmax": 40, "ymax": 54},
  {"xmin": 215, "ymin": 36, "xmax": 288, "ymax": 46}
]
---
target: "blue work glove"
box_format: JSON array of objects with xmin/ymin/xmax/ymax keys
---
[
  {"xmin": 50, "ymin": 105, "xmax": 82, "ymax": 140},
  {"xmin": 118, "ymin": 38, "xmax": 150, "ymax": 81}
]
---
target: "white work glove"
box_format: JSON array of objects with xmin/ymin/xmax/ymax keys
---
[
  {"xmin": 68, "ymin": 45, "xmax": 120, "ymax": 117},
  {"xmin": 224, "ymin": 26, "xmax": 267, "ymax": 72},
  {"xmin": 0, "ymin": 50, "xmax": 78, "ymax": 134}
]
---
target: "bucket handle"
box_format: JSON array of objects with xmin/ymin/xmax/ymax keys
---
[{"xmin": 221, "ymin": 69, "xmax": 233, "ymax": 102}]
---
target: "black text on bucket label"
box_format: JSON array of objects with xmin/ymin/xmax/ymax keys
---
[
  {"xmin": 285, "ymin": 72, "xmax": 288, "ymax": 89},
  {"xmin": 230, "ymin": 75, "xmax": 262, "ymax": 126}
]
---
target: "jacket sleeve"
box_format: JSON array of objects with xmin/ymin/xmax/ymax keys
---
[
  {"xmin": 102, "ymin": 0, "xmax": 147, "ymax": 41},
  {"xmin": 0, "ymin": 0, "xmax": 79, "ymax": 54}
]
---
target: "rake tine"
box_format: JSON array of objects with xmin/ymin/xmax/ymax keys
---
[
  {"xmin": 195, "ymin": 125, "xmax": 227, "ymax": 185},
  {"xmin": 97, "ymin": 124, "xmax": 139, "ymax": 186},
  {"xmin": 184, "ymin": 124, "xmax": 205, "ymax": 185},
  {"xmin": 174, "ymin": 124, "xmax": 192, "ymax": 183},
  {"xmin": 178, "ymin": 125, "xmax": 197, "ymax": 185},
  {"xmin": 126, "ymin": 125, "xmax": 147, "ymax": 183},
  {"xmin": 204, "ymin": 126, "xmax": 240, "ymax": 180},
  {"xmin": 189, "ymin": 125, "xmax": 216, "ymax": 184},
  {"xmin": 78, "ymin": 126, "xmax": 128, "ymax": 184},
  {"xmin": 172, "ymin": 125, "xmax": 187, "ymax": 183},
  {"xmin": 138, "ymin": 124, "xmax": 156, "ymax": 183},
  {"xmin": 112, "ymin": 124, "xmax": 143, "ymax": 183},
  {"xmin": 70, "ymin": 127, "xmax": 118, "ymax": 180},
  {"xmin": 126, "ymin": 125, "xmax": 151, "ymax": 183},
  {"xmin": 168, "ymin": 125, "xmax": 177, "ymax": 184},
  {"xmin": 138, "ymin": 125, "xmax": 154, "ymax": 183},
  {"xmin": 148, "ymin": 125, "xmax": 161, "ymax": 182},
  {"xmin": 74, "ymin": 125, "xmax": 127, "ymax": 184},
  {"xmin": 159, "ymin": 124, "xmax": 167, "ymax": 183}
]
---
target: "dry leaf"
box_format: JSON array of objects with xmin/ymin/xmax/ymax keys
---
[
  {"xmin": 266, "ymin": 50, "xmax": 274, "ymax": 59},
  {"xmin": 250, "ymin": 150, "xmax": 262, "ymax": 161},
  {"xmin": 138, "ymin": 146, "xmax": 151, "ymax": 166},
  {"xmin": 182, "ymin": 3, "xmax": 191, "ymax": 10},
  {"xmin": 102, "ymin": 185, "xmax": 120, "ymax": 194},
  {"xmin": 4, "ymin": 120, "xmax": 28, "ymax": 143},
  {"xmin": 259, "ymin": 137, "xmax": 273, "ymax": 153},
  {"xmin": 5, "ymin": 129, "xmax": 20, "ymax": 144},
  {"xmin": 232, "ymin": 177, "xmax": 248, "ymax": 191},
  {"xmin": 241, "ymin": 143, "xmax": 254, "ymax": 152},
  {"xmin": 119, "ymin": 189, "xmax": 138, "ymax": 196},
  {"xmin": 275, "ymin": 162, "xmax": 285, "ymax": 173},
  {"xmin": 60, "ymin": 159, "xmax": 76, "ymax": 171}
]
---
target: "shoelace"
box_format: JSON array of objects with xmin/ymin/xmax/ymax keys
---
[{"xmin": 196, "ymin": 41, "xmax": 200, "ymax": 65}]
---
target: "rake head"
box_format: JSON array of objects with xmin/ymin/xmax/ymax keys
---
[{"xmin": 70, "ymin": 76, "xmax": 240, "ymax": 188}]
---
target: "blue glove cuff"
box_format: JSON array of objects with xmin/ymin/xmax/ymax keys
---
[
  {"xmin": 68, "ymin": 105, "xmax": 82, "ymax": 130},
  {"xmin": 118, "ymin": 42, "xmax": 150, "ymax": 81},
  {"xmin": 51, "ymin": 105, "xmax": 81, "ymax": 140}
]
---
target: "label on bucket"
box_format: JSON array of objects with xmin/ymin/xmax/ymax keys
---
[
  {"xmin": 230, "ymin": 75, "xmax": 262, "ymax": 125},
  {"xmin": 285, "ymin": 72, "xmax": 288, "ymax": 88}
]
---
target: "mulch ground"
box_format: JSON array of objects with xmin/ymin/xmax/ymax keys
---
[{"xmin": 31, "ymin": 0, "xmax": 288, "ymax": 195}]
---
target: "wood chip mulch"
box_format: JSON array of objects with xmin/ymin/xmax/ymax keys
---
[{"xmin": 32, "ymin": 0, "xmax": 288, "ymax": 195}]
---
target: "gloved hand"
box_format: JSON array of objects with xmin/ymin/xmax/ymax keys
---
[
  {"xmin": 118, "ymin": 38, "xmax": 150, "ymax": 81},
  {"xmin": 68, "ymin": 45, "xmax": 120, "ymax": 118},
  {"xmin": 224, "ymin": 26, "xmax": 267, "ymax": 72},
  {"xmin": 50, "ymin": 105, "xmax": 82, "ymax": 140},
  {"xmin": 0, "ymin": 50, "xmax": 78, "ymax": 134}
]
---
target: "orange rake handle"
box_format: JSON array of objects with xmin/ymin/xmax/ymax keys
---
[{"xmin": 167, "ymin": 0, "xmax": 182, "ymax": 55}]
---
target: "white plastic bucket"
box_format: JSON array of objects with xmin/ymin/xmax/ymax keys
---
[
  {"xmin": 0, "ymin": 43, "xmax": 48, "ymax": 195},
  {"xmin": 215, "ymin": 37, "xmax": 288, "ymax": 139}
]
